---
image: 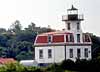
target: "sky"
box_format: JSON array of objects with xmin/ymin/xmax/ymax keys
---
[{"xmin": 0, "ymin": 0, "xmax": 100, "ymax": 36}]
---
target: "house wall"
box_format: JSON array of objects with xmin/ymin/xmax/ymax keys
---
[
  {"xmin": 65, "ymin": 21, "xmax": 83, "ymax": 44},
  {"xmin": 66, "ymin": 45, "xmax": 91, "ymax": 61},
  {"xmin": 35, "ymin": 46, "xmax": 65, "ymax": 63},
  {"xmin": 35, "ymin": 45, "xmax": 91, "ymax": 63},
  {"xmin": 65, "ymin": 21, "xmax": 82, "ymax": 33}
]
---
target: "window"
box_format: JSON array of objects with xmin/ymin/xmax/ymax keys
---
[
  {"xmin": 48, "ymin": 49, "xmax": 52, "ymax": 58},
  {"xmin": 39, "ymin": 49, "xmax": 43, "ymax": 59},
  {"xmin": 77, "ymin": 34, "xmax": 80, "ymax": 42},
  {"xmin": 69, "ymin": 49, "xmax": 73, "ymax": 58},
  {"xmin": 66, "ymin": 35, "xmax": 68, "ymax": 42},
  {"xmin": 68, "ymin": 23, "xmax": 70, "ymax": 30},
  {"xmin": 85, "ymin": 34, "xmax": 90, "ymax": 42},
  {"xmin": 69, "ymin": 34, "xmax": 74, "ymax": 42},
  {"xmin": 77, "ymin": 22, "xmax": 80, "ymax": 30},
  {"xmin": 48, "ymin": 35, "xmax": 52, "ymax": 43},
  {"xmin": 77, "ymin": 49, "xmax": 81, "ymax": 58},
  {"xmin": 84, "ymin": 48, "xmax": 88, "ymax": 58}
]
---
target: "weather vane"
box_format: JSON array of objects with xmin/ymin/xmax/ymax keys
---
[{"xmin": 71, "ymin": 0, "xmax": 79, "ymax": 9}]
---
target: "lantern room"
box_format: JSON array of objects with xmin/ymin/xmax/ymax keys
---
[{"xmin": 62, "ymin": 5, "xmax": 84, "ymax": 21}]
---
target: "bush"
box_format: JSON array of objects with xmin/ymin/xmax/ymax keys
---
[
  {"xmin": 0, "ymin": 62, "xmax": 43, "ymax": 72},
  {"xmin": 75, "ymin": 59, "xmax": 100, "ymax": 72},
  {"xmin": 60, "ymin": 59, "xmax": 75, "ymax": 70},
  {"xmin": 46, "ymin": 63, "xmax": 64, "ymax": 72},
  {"xmin": 75, "ymin": 59, "xmax": 89, "ymax": 71},
  {"xmin": 0, "ymin": 62, "xmax": 25, "ymax": 72}
]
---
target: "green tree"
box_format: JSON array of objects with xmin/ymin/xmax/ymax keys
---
[
  {"xmin": 0, "ymin": 28, "xmax": 6, "ymax": 34},
  {"xmin": 16, "ymin": 51, "xmax": 33, "ymax": 61},
  {"xmin": 10, "ymin": 20, "xmax": 22, "ymax": 33},
  {"xmin": 0, "ymin": 47, "xmax": 7, "ymax": 57}
]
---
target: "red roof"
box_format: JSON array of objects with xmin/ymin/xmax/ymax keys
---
[
  {"xmin": 34, "ymin": 31, "xmax": 91, "ymax": 46},
  {"xmin": 53, "ymin": 35, "xmax": 64, "ymax": 43},
  {"xmin": 36, "ymin": 36, "xmax": 48, "ymax": 43},
  {"xmin": 34, "ymin": 31, "xmax": 73, "ymax": 45}
]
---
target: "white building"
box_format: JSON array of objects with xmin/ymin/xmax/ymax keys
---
[{"xmin": 34, "ymin": 5, "xmax": 92, "ymax": 64}]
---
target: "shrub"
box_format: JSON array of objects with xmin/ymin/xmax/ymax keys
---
[
  {"xmin": 60, "ymin": 59, "xmax": 75, "ymax": 70},
  {"xmin": 0, "ymin": 62, "xmax": 43, "ymax": 72},
  {"xmin": 46, "ymin": 63, "xmax": 64, "ymax": 72}
]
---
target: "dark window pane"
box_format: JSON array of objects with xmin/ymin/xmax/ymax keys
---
[
  {"xmin": 69, "ymin": 49, "xmax": 73, "ymax": 58},
  {"xmin": 39, "ymin": 49, "xmax": 43, "ymax": 59},
  {"xmin": 68, "ymin": 23, "xmax": 70, "ymax": 30},
  {"xmin": 77, "ymin": 49, "xmax": 81, "ymax": 58},
  {"xmin": 48, "ymin": 49, "xmax": 52, "ymax": 58},
  {"xmin": 84, "ymin": 48, "xmax": 88, "ymax": 58},
  {"xmin": 77, "ymin": 34, "xmax": 80, "ymax": 42},
  {"xmin": 66, "ymin": 35, "xmax": 68, "ymax": 42},
  {"xmin": 77, "ymin": 22, "xmax": 80, "ymax": 30}
]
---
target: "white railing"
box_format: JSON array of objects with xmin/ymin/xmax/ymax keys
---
[
  {"xmin": 62, "ymin": 15, "xmax": 68, "ymax": 21},
  {"xmin": 78, "ymin": 14, "xmax": 84, "ymax": 20}
]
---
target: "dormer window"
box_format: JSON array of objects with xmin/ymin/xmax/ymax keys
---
[
  {"xmin": 67, "ymin": 34, "xmax": 74, "ymax": 42},
  {"xmin": 68, "ymin": 23, "xmax": 70, "ymax": 30},
  {"xmin": 69, "ymin": 34, "xmax": 74, "ymax": 42},
  {"xmin": 66, "ymin": 35, "xmax": 68, "ymax": 42},
  {"xmin": 48, "ymin": 35, "xmax": 52, "ymax": 43},
  {"xmin": 85, "ymin": 34, "xmax": 90, "ymax": 42},
  {"xmin": 77, "ymin": 34, "xmax": 80, "ymax": 42}
]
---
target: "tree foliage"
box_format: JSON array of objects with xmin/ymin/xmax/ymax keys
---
[
  {"xmin": 0, "ymin": 20, "xmax": 54, "ymax": 61},
  {"xmin": 90, "ymin": 34, "xmax": 100, "ymax": 59}
]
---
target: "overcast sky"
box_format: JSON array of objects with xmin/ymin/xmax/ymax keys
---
[{"xmin": 0, "ymin": 0, "xmax": 99, "ymax": 36}]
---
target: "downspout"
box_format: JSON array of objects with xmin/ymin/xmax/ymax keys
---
[{"xmin": 64, "ymin": 45, "xmax": 66, "ymax": 60}]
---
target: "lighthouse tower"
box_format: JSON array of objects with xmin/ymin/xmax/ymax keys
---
[{"xmin": 62, "ymin": 5, "xmax": 84, "ymax": 43}]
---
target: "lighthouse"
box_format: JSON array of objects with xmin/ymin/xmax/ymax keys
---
[
  {"xmin": 62, "ymin": 5, "xmax": 84, "ymax": 43},
  {"xmin": 34, "ymin": 5, "xmax": 92, "ymax": 65}
]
